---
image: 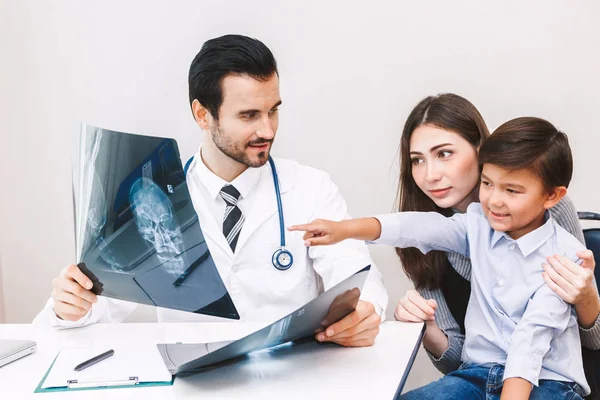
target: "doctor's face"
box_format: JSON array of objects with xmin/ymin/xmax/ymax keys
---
[{"xmin": 208, "ymin": 74, "xmax": 281, "ymax": 168}]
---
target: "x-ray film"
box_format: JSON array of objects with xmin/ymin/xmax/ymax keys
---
[
  {"xmin": 157, "ymin": 266, "xmax": 371, "ymax": 375},
  {"xmin": 72, "ymin": 122, "xmax": 239, "ymax": 319}
]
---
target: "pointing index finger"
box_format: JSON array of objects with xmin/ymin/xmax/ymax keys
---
[{"xmin": 288, "ymin": 224, "xmax": 313, "ymax": 232}]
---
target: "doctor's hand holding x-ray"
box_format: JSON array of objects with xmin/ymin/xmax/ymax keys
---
[
  {"xmin": 51, "ymin": 264, "xmax": 97, "ymax": 321},
  {"xmin": 35, "ymin": 35, "xmax": 388, "ymax": 346}
]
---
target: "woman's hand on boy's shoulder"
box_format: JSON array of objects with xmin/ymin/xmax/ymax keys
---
[{"xmin": 542, "ymin": 249, "xmax": 596, "ymax": 305}]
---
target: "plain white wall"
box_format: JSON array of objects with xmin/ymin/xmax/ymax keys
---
[
  {"xmin": 1, "ymin": 0, "xmax": 599, "ymax": 390},
  {"xmin": 0, "ymin": 253, "xmax": 4, "ymax": 323}
]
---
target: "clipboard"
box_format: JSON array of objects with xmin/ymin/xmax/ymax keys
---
[{"xmin": 34, "ymin": 345, "xmax": 174, "ymax": 393}]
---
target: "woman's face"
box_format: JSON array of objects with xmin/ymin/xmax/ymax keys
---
[{"xmin": 409, "ymin": 124, "xmax": 480, "ymax": 211}]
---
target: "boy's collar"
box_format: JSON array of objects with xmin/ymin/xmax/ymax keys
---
[{"xmin": 490, "ymin": 211, "xmax": 555, "ymax": 257}]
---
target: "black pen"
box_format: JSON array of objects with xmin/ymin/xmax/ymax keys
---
[{"xmin": 73, "ymin": 349, "xmax": 115, "ymax": 372}]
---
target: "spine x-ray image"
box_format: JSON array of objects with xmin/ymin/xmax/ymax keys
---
[{"xmin": 72, "ymin": 122, "xmax": 239, "ymax": 319}]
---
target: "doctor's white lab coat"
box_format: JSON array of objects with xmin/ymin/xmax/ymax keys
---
[{"xmin": 33, "ymin": 155, "xmax": 388, "ymax": 328}]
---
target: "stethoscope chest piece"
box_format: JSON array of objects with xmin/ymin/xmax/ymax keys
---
[{"xmin": 272, "ymin": 248, "xmax": 293, "ymax": 271}]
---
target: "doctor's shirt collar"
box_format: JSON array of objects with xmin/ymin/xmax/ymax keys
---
[{"xmin": 195, "ymin": 149, "xmax": 263, "ymax": 200}]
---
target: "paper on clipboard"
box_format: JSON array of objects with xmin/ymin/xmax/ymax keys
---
[{"xmin": 41, "ymin": 345, "xmax": 172, "ymax": 389}]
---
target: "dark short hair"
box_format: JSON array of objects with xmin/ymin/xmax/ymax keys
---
[
  {"xmin": 188, "ymin": 34, "xmax": 278, "ymax": 120},
  {"xmin": 479, "ymin": 117, "xmax": 573, "ymax": 192}
]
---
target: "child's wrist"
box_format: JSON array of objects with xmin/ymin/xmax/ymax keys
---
[{"xmin": 342, "ymin": 220, "xmax": 358, "ymax": 240}]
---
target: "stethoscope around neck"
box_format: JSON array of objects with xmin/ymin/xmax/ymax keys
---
[{"xmin": 184, "ymin": 155, "xmax": 293, "ymax": 271}]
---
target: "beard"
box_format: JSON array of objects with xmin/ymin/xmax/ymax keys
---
[{"xmin": 210, "ymin": 123, "xmax": 273, "ymax": 168}]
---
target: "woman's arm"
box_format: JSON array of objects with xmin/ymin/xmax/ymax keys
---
[
  {"xmin": 419, "ymin": 286, "xmax": 465, "ymax": 375},
  {"xmin": 422, "ymin": 322, "xmax": 450, "ymax": 357},
  {"xmin": 544, "ymin": 252, "xmax": 599, "ymax": 327},
  {"xmin": 547, "ymin": 196, "xmax": 600, "ymax": 349},
  {"xmin": 395, "ymin": 289, "xmax": 449, "ymax": 357}
]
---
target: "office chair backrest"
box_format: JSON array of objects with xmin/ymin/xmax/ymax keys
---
[
  {"xmin": 578, "ymin": 212, "xmax": 600, "ymax": 400},
  {"xmin": 578, "ymin": 212, "xmax": 600, "ymax": 284}
]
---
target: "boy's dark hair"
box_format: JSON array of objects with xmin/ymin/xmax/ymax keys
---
[
  {"xmin": 479, "ymin": 117, "xmax": 573, "ymax": 192},
  {"xmin": 188, "ymin": 34, "xmax": 278, "ymax": 120}
]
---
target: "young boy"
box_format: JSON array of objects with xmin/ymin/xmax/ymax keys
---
[{"xmin": 290, "ymin": 117, "xmax": 589, "ymax": 399}]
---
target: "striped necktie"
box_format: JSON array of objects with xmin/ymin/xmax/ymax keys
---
[{"xmin": 219, "ymin": 184, "xmax": 245, "ymax": 252}]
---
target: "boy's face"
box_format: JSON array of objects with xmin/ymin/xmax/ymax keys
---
[{"xmin": 479, "ymin": 164, "xmax": 555, "ymax": 240}]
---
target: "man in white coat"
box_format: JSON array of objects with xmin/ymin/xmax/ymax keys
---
[{"xmin": 34, "ymin": 34, "xmax": 388, "ymax": 347}]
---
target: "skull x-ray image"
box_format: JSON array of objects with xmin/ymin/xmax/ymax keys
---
[
  {"xmin": 129, "ymin": 177, "xmax": 185, "ymax": 277},
  {"xmin": 72, "ymin": 122, "xmax": 239, "ymax": 319}
]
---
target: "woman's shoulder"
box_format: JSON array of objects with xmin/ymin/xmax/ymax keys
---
[
  {"xmin": 550, "ymin": 195, "xmax": 577, "ymax": 218},
  {"xmin": 446, "ymin": 252, "xmax": 472, "ymax": 281}
]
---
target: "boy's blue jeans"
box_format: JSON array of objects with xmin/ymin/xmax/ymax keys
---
[{"xmin": 399, "ymin": 363, "xmax": 585, "ymax": 400}]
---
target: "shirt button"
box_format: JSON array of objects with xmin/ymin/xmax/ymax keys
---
[
  {"xmin": 497, "ymin": 278, "xmax": 505, "ymax": 287},
  {"xmin": 508, "ymin": 243, "xmax": 516, "ymax": 251}
]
